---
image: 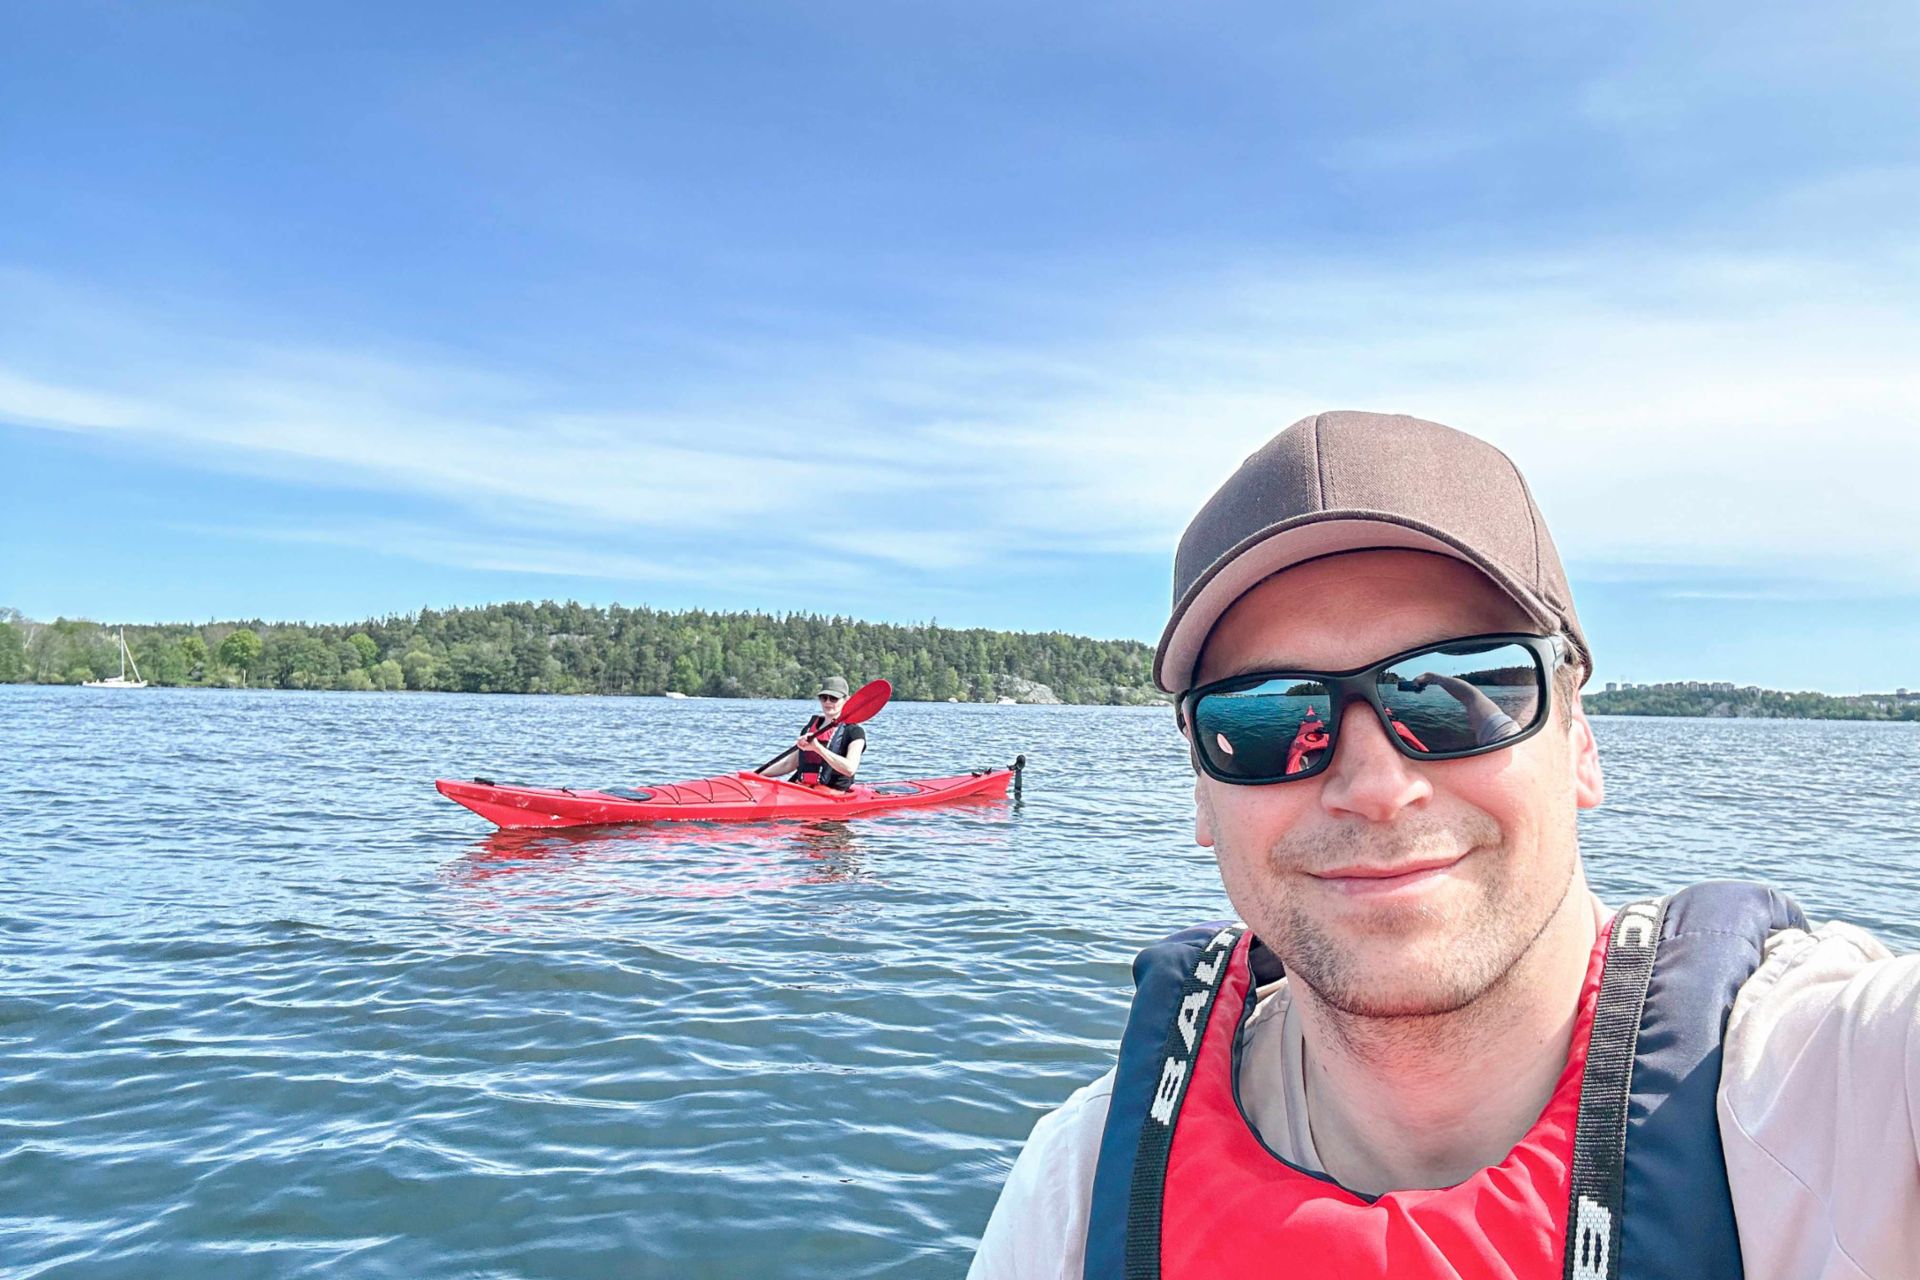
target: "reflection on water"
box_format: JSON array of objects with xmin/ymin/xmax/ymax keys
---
[{"xmin": 444, "ymin": 819, "xmax": 876, "ymax": 902}]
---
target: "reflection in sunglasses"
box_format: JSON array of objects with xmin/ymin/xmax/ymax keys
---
[{"xmin": 1190, "ymin": 635, "xmax": 1558, "ymax": 785}]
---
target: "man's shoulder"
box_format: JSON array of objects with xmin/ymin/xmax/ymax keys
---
[
  {"xmin": 1739, "ymin": 919, "xmax": 1909, "ymax": 1015},
  {"xmin": 1720, "ymin": 920, "xmax": 1920, "ymax": 1276},
  {"xmin": 1728, "ymin": 917, "xmax": 1916, "ymax": 1049},
  {"xmin": 1027, "ymin": 1067, "xmax": 1116, "ymax": 1155},
  {"xmin": 968, "ymin": 1069, "xmax": 1115, "ymax": 1280}
]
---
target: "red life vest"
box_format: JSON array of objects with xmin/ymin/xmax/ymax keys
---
[
  {"xmin": 795, "ymin": 714, "xmax": 858, "ymax": 789},
  {"xmin": 1159, "ymin": 929, "xmax": 1604, "ymax": 1277},
  {"xmin": 1082, "ymin": 882, "xmax": 1808, "ymax": 1280}
]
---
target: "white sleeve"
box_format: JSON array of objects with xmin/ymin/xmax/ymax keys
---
[
  {"xmin": 1718, "ymin": 922, "xmax": 1920, "ymax": 1280},
  {"xmin": 967, "ymin": 1070, "xmax": 1115, "ymax": 1280}
]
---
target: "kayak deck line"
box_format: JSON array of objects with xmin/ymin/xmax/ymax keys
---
[{"xmin": 437, "ymin": 756, "xmax": 1023, "ymax": 829}]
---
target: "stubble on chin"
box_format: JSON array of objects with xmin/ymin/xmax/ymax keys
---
[{"xmin": 1218, "ymin": 808, "xmax": 1548, "ymax": 1021}]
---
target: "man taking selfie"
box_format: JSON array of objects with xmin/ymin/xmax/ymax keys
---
[{"xmin": 972, "ymin": 411, "xmax": 1920, "ymax": 1280}]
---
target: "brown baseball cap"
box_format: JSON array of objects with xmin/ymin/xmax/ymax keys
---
[{"xmin": 1154, "ymin": 410, "xmax": 1591, "ymax": 694}]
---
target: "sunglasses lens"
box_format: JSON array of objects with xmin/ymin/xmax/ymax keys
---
[
  {"xmin": 1191, "ymin": 678, "xmax": 1334, "ymax": 780},
  {"xmin": 1375, "ymin": 640, "xmax": 1547, "ymax": 754}
]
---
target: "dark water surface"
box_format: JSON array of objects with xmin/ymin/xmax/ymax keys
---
[{"xmin": 4, "ymin": 687, "xmax": 1917, "ymax": 1277}]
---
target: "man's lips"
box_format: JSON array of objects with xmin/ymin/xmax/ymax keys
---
[{"xmin": 1308, "ymin": 852, "xmax": 1468, "ymax": 892}]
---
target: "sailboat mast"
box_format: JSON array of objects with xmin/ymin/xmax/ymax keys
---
[{"xmin": 121, "ymin": 629, "xmax": 143, "ymax": 684}]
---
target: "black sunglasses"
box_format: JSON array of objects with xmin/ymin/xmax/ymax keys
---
[{"xmin": 1180, "ymin": 633, "xmax": 1567, "ymax": 785}]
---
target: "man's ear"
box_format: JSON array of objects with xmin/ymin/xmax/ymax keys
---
[
  {"xmin": 1179, "ymin": 708, "xmax": 1216, "ymax": 847},
  {"xmin": 1565, "ymin": 692, "xmax": 1605, "ymax": 810},
  {"xmin": 1195, "ymin": 777, "xmax": 1215, "ymax": 847}
]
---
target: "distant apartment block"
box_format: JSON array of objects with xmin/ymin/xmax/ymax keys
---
[
  {"xmin": 1605, "ymin": 682, "xmax": 1916, "ymax": 702},
  {"xmin": 1604, "ymin": 681, "xmax": 1746, "ymax": 694}
]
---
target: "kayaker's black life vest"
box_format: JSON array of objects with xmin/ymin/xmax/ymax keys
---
[
  {"xmin": 794, "ymin": 715, "xmax": 865, "ymax": 790},
  {"xmin": 1082, "ymin": 880, "xmax": 1806, "ymax": 1280}
]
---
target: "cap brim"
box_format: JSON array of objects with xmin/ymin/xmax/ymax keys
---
[{"xmin": 1153, "ymin": 513, "xmax": 1563, "ymax": 694}]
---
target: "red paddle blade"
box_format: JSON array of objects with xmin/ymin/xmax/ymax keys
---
[{"xmin": 835, "ymin": 679, "xmax": 893, "ymax": 726}]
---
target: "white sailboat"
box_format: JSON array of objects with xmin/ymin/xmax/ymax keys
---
[{"xmin": 84, "ymin": 629, "xmax": 148, "ymax": 689}]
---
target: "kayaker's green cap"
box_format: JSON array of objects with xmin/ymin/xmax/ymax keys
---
[
  {"xmin": 1155, "ymin": 410, "xmax": 1591, "ymax": 694},
  {"xmin": 817, "ymin": 676, "xmax": 851, "ymax": 698}
]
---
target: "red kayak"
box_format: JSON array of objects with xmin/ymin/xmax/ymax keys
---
[{"xmin": 436, "ymin": 758, "xmax": 1023, "ymax": 829}]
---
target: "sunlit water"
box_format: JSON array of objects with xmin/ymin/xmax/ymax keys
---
[{"xmin": 3, "ymin": 687, "xmax": 1916, "ymax": 1277}]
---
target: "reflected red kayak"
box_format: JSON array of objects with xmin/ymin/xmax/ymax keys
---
[{"xmin": 436, "ymin": 760, "xmax": 1022, "ymax": 828}]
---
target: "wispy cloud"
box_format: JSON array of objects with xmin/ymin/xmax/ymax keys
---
[
  {"xmin": 0, "ymin": 369, "xmax": 147, "ymax": 429},
  {"xmin": 6, "ymin": 211, "xmax": 1919, "ymax": 602},
  {"xmin": 170, "ymin": 518, "xmax": 875, "ymax": 592},
  {"xmin": 1659, "ymin": 588, "xmax": 1821, "ymax": 603}
]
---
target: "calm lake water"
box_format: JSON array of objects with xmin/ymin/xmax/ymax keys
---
[{"xmin": 4, "ymin": 686, "xmax": 1917, "ymax": 1277}]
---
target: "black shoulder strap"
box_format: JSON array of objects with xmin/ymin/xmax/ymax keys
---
[
  {"xmin": 1084, "ymin": 924, "xmax": 1241, "ymax": 1280},
  {"xmin": 1564, "ymin": 896, "xmax": 1666, "ymax": 1279},
  {"xmin": 1563, "ymin": 881, "xmax": 1806, "ymax": 1280}
]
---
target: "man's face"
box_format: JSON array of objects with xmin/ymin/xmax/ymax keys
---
[{"xmin": 1190, "ymin": 549, "xmax": 1604, "ymax": 1018}]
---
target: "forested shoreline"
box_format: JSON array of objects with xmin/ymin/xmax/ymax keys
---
[
  {"xmin": 4, "ymin": 604, "xmax": 1914, "ymax": 718},
  {"xmin": 0, "ymin": 604, "xmax": 1160, "ymax": 705},
  {"xmin": 1585, "ymin": 684, "xmax": 1920, "ymax": 722}
]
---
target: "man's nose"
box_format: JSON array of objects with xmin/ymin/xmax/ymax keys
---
[{"xmin": 1316, "ymin": 701, "xmax": 1431, "ymax": 822}]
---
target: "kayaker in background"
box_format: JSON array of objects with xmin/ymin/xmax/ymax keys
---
[
  {"xmin": 756, "ymin": 675, "xmax": 866, "ymax": 789},
  {"xmin": 971, "ymin": 410, "xmax": 1920, "ymax": 1279}
]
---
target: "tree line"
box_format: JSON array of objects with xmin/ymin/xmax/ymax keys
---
[
  {"xmin": 1584, "ymin": 685, "xmax": 1920, "ymax": 722},
  {"xmin": 0, "ymin": 604, "xmax": 1160, "ymax": 704}
]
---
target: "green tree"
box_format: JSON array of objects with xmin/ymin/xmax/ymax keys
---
[
  {"xmin": 285, "ymin": 636, "xmax": 339, "ymax": 690},
  {"xmin": 0, "ymin": 623, "xmax": 24, "ymax": 683},
  {"xmin": 179, "ymin": 635, "xmax": 208, "ymax": 682},
  {"xmin": 401, "ymin": 649, "xmax": 441, "ymax": 691},
  {"xmin": 347, "ymin": 632, "xmax": 379, "ymax": 670},
  {"xmin": 219, "ymin": 629, "xmax": 263, "ymax": 685},
  {"xmin": 448, "ymin": 641, "xmax": 510, "ymax": 692},
  {"xmin": 137, "ymin": 637, "xmax": 188, "ymax": 686},
  {"xmin": 371, "ymin": 658, "xmax": 406, "ymax": 690}
]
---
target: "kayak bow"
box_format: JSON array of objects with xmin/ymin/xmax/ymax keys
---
[{"xmin": 436, "ymin": 758, "xmax": 1023, "ymax": 829}]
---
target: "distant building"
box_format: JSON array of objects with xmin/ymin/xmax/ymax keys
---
[{"xmin": 1606, "ymin": 682, "xmax": 1619, "ymax": 693}]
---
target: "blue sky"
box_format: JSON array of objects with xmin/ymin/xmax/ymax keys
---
[{"xmin": 3, "ymin": 1, "xmax": 1918, "ymax": 691}]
